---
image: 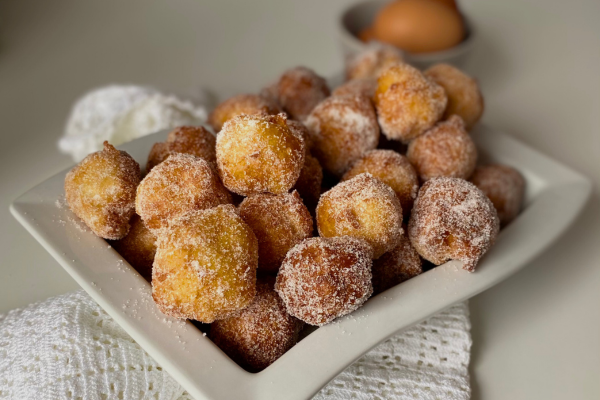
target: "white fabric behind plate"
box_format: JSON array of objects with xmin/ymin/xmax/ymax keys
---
[
  {"xmin": 58, "ymin": 86, "xmax": 208, "ymax": 162},
  {"xmin": 0, "ymin": 291, "xmax": 470, "ymax": 400}
]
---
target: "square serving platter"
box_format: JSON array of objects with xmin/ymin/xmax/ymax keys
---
[{"xmin": 10, "ymin": 124, "xmax": 591, "ymax": 400}]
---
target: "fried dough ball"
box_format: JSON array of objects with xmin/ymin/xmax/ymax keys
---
[
  {"xmin": 208, "ymin": 94, "xmax": 281, "ymax": 132},
  {"xmin": 210, "ymin": 277, "xmax": 303, "ymax": 372},
  {"xmin": 407, "ymin": 115, "xmax": 477, "ymax": 181},
  {"xmin": 408, "ymin": 177, "xmax": 499, "ymax": 272},
  {"xmin": 293, "ymin": 153, "xmax": 323, "ymax": 211},
  {"xmin": 345, "ymin": 43, "xmax": 404, "ymax": 81},
  {"xmin": 152, "ymin": 205, "xmax": 258, "ymax": 322},
  {"xmin": 374, "ymin": 62, "xmax": 447, "ymax": 143},
  {"xmin": 332, "ymin": 78, "xmax": 377, "ymax": 100},
  {"xmin": 425, "ymin": 63, "xmax": 484, "ymax": 130},
  {"xmin": 470, "ymin": 164, "xmax": 525, "ymax": 227},
  {"xmin": 342, "ymin": 150, "xmax": 419, "ymax": 219},
  {"xmin": 259, "ymin": 81, "xmax": 281, "ymax": 108},
  {"xmin": 239, "ymin": 191, "xmax": 313, "ymax": 274},
  {"xmin": 112, "ymin": 214, "xmax": 156, "ymax": 281},
  {"xmin": 372, "ymin": 231, "xmax": 422, "ymax": 294},
  {"xmin": 305, "ymin": 95, "xmax": 380, "ymax": 177},
  {"xmin": 286, "ymin": 119, "xmax": 315, "ymax": 154},
  {"xmin": 216, "ymin": 113, "xmax": 305, "ymax": 196},
  {"xmin": 275, "ymin": 236, "xmax": 373, "ymax": 326},
  {"xmin": 316, "ymin": 173, "xmax": 404, "ymax": 259},
  {"xmin": 146, "ymin": 126, "xmax": 216, "ymax": 172},
  {"xmin": 136, "ymin": 153, "xmax": 231, "ymax": 231},
  {"xmin": 65, "ymin": 141, "xmax": 141, "ymax": 239},
  {"xmin": 276, "ymin": 67, "xmax": 330, "ymax": 121}
]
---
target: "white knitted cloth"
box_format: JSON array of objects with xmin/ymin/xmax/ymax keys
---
[
  {"xmin": 0, "ymin": 291, "xmax": 471, "ymax": 400},
  {"xmin": 58, "ymin": 85, "xmax": 208, "ymax": 161}
]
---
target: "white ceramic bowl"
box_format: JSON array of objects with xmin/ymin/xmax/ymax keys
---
[
  {"xmin": 10, "ymin": 123, "xmax": 591, "ymax": 400},
  {"xmin": 339, "ymin": 0, "xmax": 476, "ymax": 70}
]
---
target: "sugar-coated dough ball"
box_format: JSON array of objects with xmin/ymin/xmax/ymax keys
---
[
  {"xmin": 372, "ymin": 231, "xmax": 422, "ymax": 294},
  {"xmin": 305, "ymin": 95, "xmax": 380, "ymax": 177},
  {"xmin": 208, "ymin": 94, "xmax": 281, "ymax": 132},
  {"xmin": 65, "ymin": 141, "xmax": 141, "ymax": 239},
  {"xmin": 333, "ymin": 78, "xmax": 377, "ymax": 99},
  {"xmin": 276, "ymin": 67, "xmax": 330, "ymax": 121},
  {"xmin": 216, "ymin": 113, "xmax": 305, "ymax": 195},
  {"xmin": 408, "ymin": 177, "xmax": 499, "ymax": 272},
  {"xmin": 152, "ymin": 205, "xmax": 258, "ymax": 322},
  {"xmin": 316, "ymin": 173, "xmax": 404, "ymax": 259},
  {"xmin": 374, "ymin": 62, "xmax": 447, "ymax": 143},
  {"xmin": 345, "ymin": 43, "xmax": 404, "ymax": 81},
  {"xmin": 146, "ymin": 126, "xmax": 216, "ymax": 172},
  {"xmin": 470, "ymin": 164, "xmax": 525, "ymax": 226},
  {"xmin": 275, "ymin": 236, "xmax": 373, "ymax": 326},
  {"xmin": 136, "ymin": 153, "xmax": 231, "ymax": 231},
  {"xmin": 239, "ymin": 191, "xmax": 313, "ymax": 274},
  {"xmin": 259, "ymin": 81, "xmax": 281, "ymax": 108},
  {"xmin": 286, "ymin": 119, "xmax": 315, "ymax": 155},
  {"xmin": 342, "ymin": 150, "xmax": 419, "ymax": 219},
  {"xmin": 210, "ymin": 277, "xmax": 303, "ymax": 372},
  {"xmin": 407, "ymin": 115, "xmax": 477, "ymax": 181},
  {"xmin": 112, "ymin": 214, "xmax": 157, "ymax": 281},
  {"xmin": 293, "ymin": 153, "xmax": 323, "ymax": 211},
  {"xmin": 425, "ymin": 63, "xmax": 484, "ymax": 130}
]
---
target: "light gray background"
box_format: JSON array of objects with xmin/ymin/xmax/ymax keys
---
[{"xmin": 1, "ymin": 1, "xmax": 599, "ymax": 399}]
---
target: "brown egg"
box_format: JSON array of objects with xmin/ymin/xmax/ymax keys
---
[
  {"xmin": 431, "ymin": 0, "xmax": 459, "ymax": 12},
  {"xmin": 359, "ymin": 27, "xmax": 377, "ymax": 43},
  {"xmin": 372, "ymin": 0, "xmax": 465, "ymax": 54}
]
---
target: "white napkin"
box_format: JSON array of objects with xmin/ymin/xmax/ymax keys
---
[
  {"xmin": 58, "ymin": 85, "xmax": 208, "ymax": 162},
  {"xmin": 0, "ymin": 291, "xmax": 471, "ymax": 400}
]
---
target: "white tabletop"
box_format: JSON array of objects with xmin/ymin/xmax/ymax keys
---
[{"xmin": 0, "ymin": 0, "xmax": 598, "ymax": 399}]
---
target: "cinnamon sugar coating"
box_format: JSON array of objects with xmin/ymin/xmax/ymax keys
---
[
  {"xmin": 286, "ymin": 119, "xmax": 315, "ymax": 154},
  {"xmin": 208, "ymin": 94, "xmax": 281, "ymax": 132},
  {"xmin": 316, "ymin": 173, "xmax": 404, "ymax": 259},
  {"xmin": 345, "ymin": 43, "xmax": 404, "ymax": 81},
  {"xmin": 470, "ymin": 164, "xmax": 525, "ymax": 226},
  {"xmin": 372, "ymin": 231, "xmax": 422, "ymax": 294},
  {"xmin": 152, "ymin": 205, "xmax": 258, "ymax": 322},
  {"xmin": 293, "ymin": 153, "xmax": 323, "ymax": 212},
  {"xmin": 112, "ymin": 214, "xmax": 157, "ymax": 282},
  {"xmin": 259, "ymin": 81, "xmax": 281, "ymax": 108},
  {"xmin": 408, "ymin": 177, "xmax": 499, "ymax": 272},
  {"xmin": 239, "ymin": 191, "xmax": 313, "ymax": 274},
  {"xmin": 276, "ymin": 67, "xmax": 330, "ymax": 121},
  {"xmin": 65, "ymin": 141, "xmax": 141, "ymax": 240},
  {"xmin": 275, "ymin": 236, "xmax": 373, "ymax": 326},
  {"xmin": 342, "ymin": 150, "xmax": 419, "ymax": 219},
  {"xmin": 305, "ymin": 95, "xmax": 380, "ymax": 177},
  {"xmin": 407, "ymin": 115, "xmax": 477, "ymax": 181},
  {"xmin": 135, "ymin": 153, "xmax": 231, "ymax": 231},
  {"xmin": 216, "ymin": 113, "xmax": 305, "ymax": 195},
  {"xmin": 146, "ymin": 126, "xmax": 216, "ymax": 172},
  {"xmin": 374, "ymin": 63, "xmax": 447, "ymax": 143},
  {"xmin": 425, "ymin": 63, "xmax": 484, "ymax": 130},
  {"xmin": 210, "ymin": 277, "xmax": 303, "ymax": 372},
  {"xmin": 332, "ymin": 78, "xmax": 377, "ymax": 100}
]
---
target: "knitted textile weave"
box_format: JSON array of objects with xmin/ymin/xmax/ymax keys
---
[{"xmin": 0, "ymin": 291, "xmax": 470, "ymax": 400}]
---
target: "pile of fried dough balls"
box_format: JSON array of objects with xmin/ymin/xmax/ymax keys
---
[{"xmin": 64, "ymin": 44, "xmax": 524, "ymax": 372}]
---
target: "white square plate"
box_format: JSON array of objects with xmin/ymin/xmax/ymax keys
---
[{"xmin": 10, "ymin": 124, "xmax": 591, "ymax": 400}]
